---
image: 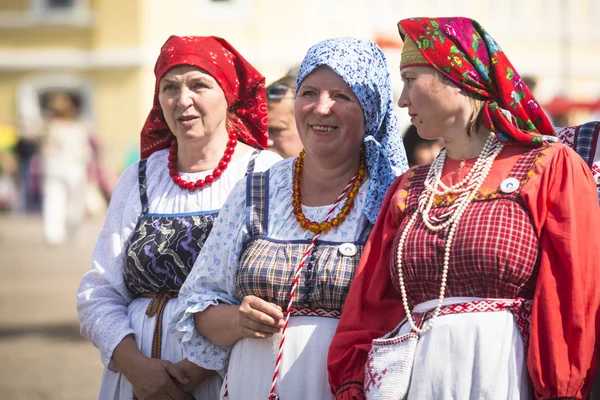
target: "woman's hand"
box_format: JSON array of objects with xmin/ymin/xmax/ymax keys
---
[
  {"xmin": 194, "ymin": 298, "xmax": 284, "ymax": 347},
  {"xmin": 128, "ymin": 358, "xmax": 192, "ymax": 400},
  {"xmin": 112, "ymin": 336, "xmax": 190, "ymax": 400},
  {"xmin": 172, "ymin": 358, "xmax": 217, "ymax": 392},
  {"xmin": 237, "ymin": 295, "xmax": 284, "ymax": 339}
]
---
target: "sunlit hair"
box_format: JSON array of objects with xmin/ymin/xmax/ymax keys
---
[{"xmin": 466, "ymin": 95, "xmax": 486, "ymax": 136}]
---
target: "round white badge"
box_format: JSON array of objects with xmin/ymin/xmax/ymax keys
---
[
  {"xmin": 338, "ymin": 243, "xmax": 357, "ymax": 257},
  {"xmin": 500, "ymin": 177, "xmax": 520, "ymax": 194}
]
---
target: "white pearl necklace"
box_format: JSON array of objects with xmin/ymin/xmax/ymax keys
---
[{"xmin": 396, "ymin": 134, "xmax": 504, "ymax": 334}]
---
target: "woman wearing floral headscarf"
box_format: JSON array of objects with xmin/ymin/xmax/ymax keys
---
[
  {"xmin": 170, "ymin": 37, "xmax": 407, "ymax": 400},
  {"xmin": 77, "ymin": 35, "xmax": 281, "ymax": 400},
  {"xmin": 328, "ymin": 17, "xmax": 600, "ymax": 400}
]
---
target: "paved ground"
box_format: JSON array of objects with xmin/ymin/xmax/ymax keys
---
[{"xmin": 0, "ymin": 213, "xmax": 104, "ymax": 399}]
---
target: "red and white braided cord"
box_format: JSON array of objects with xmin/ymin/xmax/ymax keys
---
[
  {"xmin": 268, "ymin": 176, "xmax": 357, "ymax": 400},
  {"xmin": 223, "ymin": 175, "xmax": 358, "ymax": 400}
]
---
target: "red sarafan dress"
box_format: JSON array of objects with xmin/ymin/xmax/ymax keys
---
[{"xmin": 328, "ymin": 142, "xmax": 600, "ymax": 400}]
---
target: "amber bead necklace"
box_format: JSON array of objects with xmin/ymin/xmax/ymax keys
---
[{"xmin": 292, "ymin": 148, "xmax": 366, "ymax": 234}]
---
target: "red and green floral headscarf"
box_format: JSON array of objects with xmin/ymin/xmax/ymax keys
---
[{"xmin": 398, "ymin": 17, "xmax": 556, "ymax": 146}]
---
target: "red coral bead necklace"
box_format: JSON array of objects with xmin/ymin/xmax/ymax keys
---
[{"xmin": 168, "ymin": 129, "xmax": 238, "ymax": 191}]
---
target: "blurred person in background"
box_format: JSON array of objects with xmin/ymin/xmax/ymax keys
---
[
  {"xmin": 39, "ymin": 91, "xmax": 93, "ymax": 246},
  {"xmin": 0, "ymin": 121, "xmax": 19, "ymax": 211},
  {"xmin": 328, "ymin": 16, "xmax": 599, "ymax": 400},
  {"xmin": 86, "ymin": 133, "xmax": 116, "ymax": 212},
  {"xmin": 402, "ymin": 124, "xmax": 443, "ymax": 167},
  {"xmin": 76, "ymin": 35, "xmax": 281, "ymax": 400},
  {"xmin": 555, "ymin": 121, "xmax": 600, "ymax": 203},
  {"xmin": 15, "ymin": 118, "xmax": 41, "ymax": 213},
  {"xmin": 171, "ymin": 37, "xmax": 407, "ymax": 400},
  {"xmin": 266, "ymin": 68, "xmax": 304, "ymax": 158}
]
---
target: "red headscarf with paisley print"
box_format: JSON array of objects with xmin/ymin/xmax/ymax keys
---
[
  {"xmin": 398, "ymin": 17, "xmax": 556, "ymax": 146},
  {"xmin": 140, "ymin": 35, "xmax": 268, "ymax": 159}
]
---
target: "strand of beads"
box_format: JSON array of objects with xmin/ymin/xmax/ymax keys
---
[
  {"xmin": 292, "ymin": 148, "xmax": 366, "ymax": 234},
  {"xmin": 168, "ymin": 130, "xmax": 238, "ymax": 191},
  {"xmin": 419, "ymin": 134, "xmax": 504, "ymax": 231},
  {"xmin": 397, "ymin": 134, "xmax": 504, "ymax": 335},
  {"xmin": 425, "ymin": 135, "xmax": 500, "ymax": 196}
]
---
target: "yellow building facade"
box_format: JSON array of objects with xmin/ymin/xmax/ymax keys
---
[
  {"xmin": 0, "ymin": 0, "xmax": 598, "ymax": 174},
  {"xmin": 0, "ymin": 0, "xmax": 149, "ymax": 172}
]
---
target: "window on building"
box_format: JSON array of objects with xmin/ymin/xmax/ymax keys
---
[
  {"xmin": 0, "ymin": 0, "xmax": 91, "ymax": 27},
  {"xmin": 46, "ymin": 0, "xmax": 76, "ymax": 9}
]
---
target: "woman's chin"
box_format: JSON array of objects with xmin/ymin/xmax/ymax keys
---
[
  {"xmin": 173, "ymin": 130, "xmax": 213, "ymax": 143},
  {"xmin": 415, "ymin": 128, "xmax": 439, "ymax": 141},
  {"xmin": 307, "ymin": 147, "xmax": 354, "ymax": 165}
]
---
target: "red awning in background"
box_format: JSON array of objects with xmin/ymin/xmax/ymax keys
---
[
  {"xmin": 374, "ymin": 34, "xmax": 403, "ymax": 50},
  {"xmin": 544, "ymin": 96, "xmax": 600, "ymax": 115}
]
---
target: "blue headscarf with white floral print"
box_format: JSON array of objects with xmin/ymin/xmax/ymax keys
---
[{"xmin": 296, "ymin": 37, "xmax": 408, "ymax": 224}]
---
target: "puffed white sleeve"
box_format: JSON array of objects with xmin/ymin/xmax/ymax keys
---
[
  {"xmin": 76, "ymin": 162, "xmax": 141, "ymax": 369},
  {"xmin": 253, "ymin": 149, "xmax": 283, "ymax": 173},
  {"xmin": 169, "ymin": 176, "xmax": 249, "ymax": 373}
]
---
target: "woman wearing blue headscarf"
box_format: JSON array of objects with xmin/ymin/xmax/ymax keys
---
[{"xmin": 170, "ymin": 37, "xmax": 408, "ymax": 400}]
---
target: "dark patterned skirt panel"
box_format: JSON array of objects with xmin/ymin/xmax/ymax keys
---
[{"xmin": 124, "ymin": 212, "xmax": 217, "ymax": 296}]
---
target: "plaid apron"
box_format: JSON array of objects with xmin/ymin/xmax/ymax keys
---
[{"xmin": 235, "ymin": 169, "xmax": 372, "ymax": 317}]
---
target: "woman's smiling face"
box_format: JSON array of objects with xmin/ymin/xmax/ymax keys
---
[{"xmin": 294, "ymin": 66, "xmax": 365, "ymax": 161}]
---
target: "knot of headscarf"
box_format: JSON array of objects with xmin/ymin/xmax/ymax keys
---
[
  {"xmin": 296, "ymin": 38, "xmax": 408, "ymax": 224},
  {"xmin": 398, "ymin": 17, "xmax": 556, "ymax": 146},
  {"xmin": 140, "ymin": 35, "xmax": 268, "ymax": 159}
]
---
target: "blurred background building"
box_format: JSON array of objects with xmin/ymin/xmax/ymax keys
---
[{"xmin": 0, "ymin": 0, "xmax": 599, "ymax": 198}]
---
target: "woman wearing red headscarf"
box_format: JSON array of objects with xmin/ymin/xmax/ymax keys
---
[
  {"xmin": 328, "ymin": 17, "xmax": 600, "ymax": 400},
  {"xmin": 77, "ymin": 36, "xmax": 281, "ymax": 399}
]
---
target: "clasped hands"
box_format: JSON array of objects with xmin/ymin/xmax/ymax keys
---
[
  {"xmin": 114, "ymin": 335, "xmax": 211, "ymax": 400},
  {"xmin": 126, "ymin": 295, "xmax": 284, "ymax": 399}
]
